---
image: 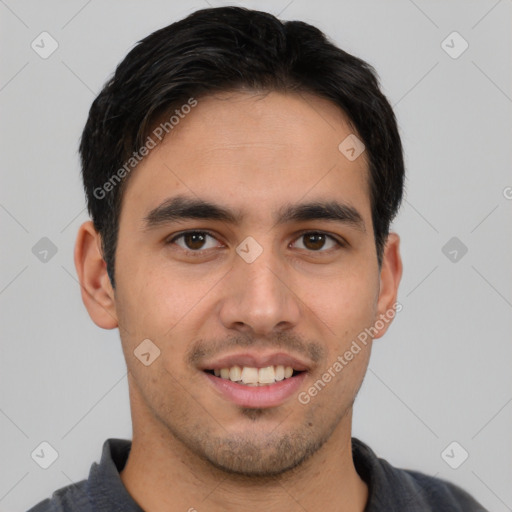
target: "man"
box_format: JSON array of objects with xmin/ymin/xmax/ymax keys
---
[{"xmin": 28, "ymin": 6, "xmax": 486, "ymax": 512}]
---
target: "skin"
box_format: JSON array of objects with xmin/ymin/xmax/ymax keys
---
[{"xmin": 75, "ymin": 90, "xmax": 402, "ymax": 512}]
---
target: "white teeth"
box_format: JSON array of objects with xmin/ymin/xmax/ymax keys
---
[
  {"xmin": 258, "ymin": 366, "xmax": 275, "ymax": 383},
  {"xmin": 211, "ymin": 365, "xmax": 296, "ymax": 385},
  {"xmin": 241, "ymin": 366, "xmax": 259, "ymax": 384},
  {"xmin": 275, "ymin": 365, "xmax": 285, "ymax": 381},
  {"xmin": 229, "ymin": 365, "xmax": 242, "ymax": 382}
]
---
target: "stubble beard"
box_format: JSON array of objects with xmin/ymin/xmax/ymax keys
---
[{"xmin": 165, "ymin": 402, "xmax": 352, "ymax": 478}]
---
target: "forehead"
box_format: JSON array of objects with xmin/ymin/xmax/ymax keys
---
[{"xmin": 120, "ymin": 90, "xmax": 371, "ymax": 225}]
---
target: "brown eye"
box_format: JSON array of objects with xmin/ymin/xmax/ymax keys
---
[
  {"xmin": 183, "ymin": 232, "xmax": 207, "ymax": 250},
  {"xmin": 171, "ymin": 231, "xmax": 220, "ymax": 251},
  {"xmin": 292, "ymin": 232, "xmax": 341, "ymax": 251},
  {"xmin": 303, "ymin": 233, "xmax": 325, "ymax": 250}
]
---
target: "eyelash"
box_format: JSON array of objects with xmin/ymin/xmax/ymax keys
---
[{"xmin": 166, "ymin": 230, "xmax": 345, "ymax": 255}]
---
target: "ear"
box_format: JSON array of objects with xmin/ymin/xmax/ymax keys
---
[
  {"xmin": 74, "ymin": 220, "xmax": 118, "ymax": 329},
  {"xmin": 373, "ymin": 232, "xmax": 403, "ymax": 340}
]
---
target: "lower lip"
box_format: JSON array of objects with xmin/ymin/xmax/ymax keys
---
[{"xmin": 203, "ymin": 371, "xmax": 307, "ymax": 409}]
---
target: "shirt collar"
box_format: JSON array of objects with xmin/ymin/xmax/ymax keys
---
[{"xmin": 87, "ymin": 438, "xmax": 144, "ymax": 512}]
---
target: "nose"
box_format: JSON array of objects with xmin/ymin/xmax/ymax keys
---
[{"xmin": 218, "ymin": 243, "xmax": 302, "ymax": 337}]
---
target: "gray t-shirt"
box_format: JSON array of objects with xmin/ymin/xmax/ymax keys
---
[{"xmin": 27, "ymin": 438, "xmax": 487, "ymax": 511}]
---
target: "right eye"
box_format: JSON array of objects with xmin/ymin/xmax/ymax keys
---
[{"xmin": 167, "ymin": 230, "xmax": 223, "ymax": 252}]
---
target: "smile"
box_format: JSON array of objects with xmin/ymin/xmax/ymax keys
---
[
  {"xmin": 203, "ymin": 367, "xmax": 308, "ymax": 409},
  {"xmin": 205, "ymin": 365, "xmax": 303, "ymax": 386}
]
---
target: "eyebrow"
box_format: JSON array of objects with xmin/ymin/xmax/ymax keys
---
[{"xmin": 143, "ymin": 194, "xmax": 366, "ymax": 232}]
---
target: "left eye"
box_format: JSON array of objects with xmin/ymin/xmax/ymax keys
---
[
  {"xmin": 291, "ymin": 232, "xmax": 341, "ymax": 251},
  {"xmin": 168, "ymin": 231, "xmax": 341, "ymax": 252}
]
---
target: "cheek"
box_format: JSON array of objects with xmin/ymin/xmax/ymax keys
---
[
  {"xmin": 300, "ymin": 267, "xmax": 379, "ymax": 339},
  {"xmin": 114, "ymin": 255, "xmax": 230, "ymax": 370}
]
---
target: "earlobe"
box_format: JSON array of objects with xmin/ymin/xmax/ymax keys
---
[
  {"xmin": 74, "ymin": 220, "xmax": 118, "ymax": 329},
  {"xmin": 373, "ymin": 232, "xmax": 403, "ymax": 340}
]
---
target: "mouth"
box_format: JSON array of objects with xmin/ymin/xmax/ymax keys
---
[
  {"xmin": 200, "ymin": 353, "xmax": 310, "ymax": 408},
  {"xmin": 204, "ymin": 365, "xmax": 304, "ymax": 386}
]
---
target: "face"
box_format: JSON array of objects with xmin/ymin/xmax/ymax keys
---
[{"xmin": 97, "ymin": 91, "xmax": 400, "ymax": 476}]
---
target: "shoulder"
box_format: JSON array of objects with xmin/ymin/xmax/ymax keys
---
[
  {"xmin": 351, "ymin": 438, "xmax": 488, "ymax": 511},
  {"xmin": 26, "ymin": 438, "xmax": 132, "ymax": 512},
  {"xmin": 399, "ymin": 468, "xmax": 488, "ymax": 511},
  {"xmin": 26, "ymin": 479, "xmax": 91, "ymax": 512}
]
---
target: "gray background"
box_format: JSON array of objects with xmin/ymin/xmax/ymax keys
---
[{"xmin": 1, "ymin": 0, "xmax": 511, "ymax": 510}]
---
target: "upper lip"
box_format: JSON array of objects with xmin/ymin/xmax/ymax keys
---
[{"xmin": 198, "ymin": 351, "xmax": 311, "ymax": 372}]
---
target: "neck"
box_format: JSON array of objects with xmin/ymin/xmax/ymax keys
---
[{"xmin": 120, "ymin": 382, "xmax": 368, "ymax": 512}]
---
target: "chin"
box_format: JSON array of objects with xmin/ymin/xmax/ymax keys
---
[{"xmin": 193, "ymin": 424, "xmax": 332, "ymax": 477}]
